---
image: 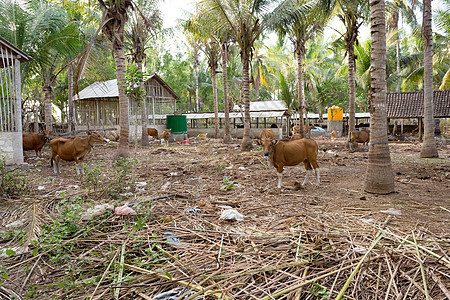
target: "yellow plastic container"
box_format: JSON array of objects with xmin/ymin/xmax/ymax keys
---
[{"xmin": 327, "ymin": 106, "xmax": 343, "ymax": 121}]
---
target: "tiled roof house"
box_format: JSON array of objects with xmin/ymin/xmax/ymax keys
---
[{"xmin": 386, "ymin": 90, "xmax": 450, "ymax": 118}]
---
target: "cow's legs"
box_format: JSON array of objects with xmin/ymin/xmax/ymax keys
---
[
  {"xmin": 74, "ymin": 158, "xmax": 81, "ymax": 175},
  {"xmin": 277, "ymin": 172, "xmax": 283, "ymax": 189},
  {"xmin": 302, "ymin": 161, "xmax": 313, "ymax": 186},
  {"xmin": 79, "ymin": 158, "xmax": 85, "ymax": 174},
  {"xmin": 310, "ymin": 160, "xmax": 320, "ymax": 187},
  {"xmin": 54, "ymin": 156, "xmax": 61, "ymax": 174}
]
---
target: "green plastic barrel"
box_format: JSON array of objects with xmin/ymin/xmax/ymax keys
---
[{"xmin": 166, "ymin": 115, "xmax": 187, "ymax": 134}]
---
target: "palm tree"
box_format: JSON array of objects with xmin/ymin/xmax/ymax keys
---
[
  {"xmin": 199, "ymin": 0, "xmax": 272, "ymax": 150},
  {"xmin": 420, "ymin": 0, "xmax": 439, "ymax": 158},
  {"xmin": 435, "ymin": 0, "xmax": 450, "ymax": 89},
  {"xmin": 124, "ymin": 0, "xmax": 160, "ymax": 146},
  {"xmin": 336, "ymin": 0, "xmax": 368, "ymax": 141},
  {"xmin": 98, "ymin": 0, "xmax": 133, "ymax": 158},
  {"xmin": 269, "ymin": 0, "xmax": 332, "ymax": 138},
  {"xmin": 185, "ymin": 16, "xmax": 222, "ymax": 138},
  {"xmin": 364, "ymin": 0, "xmax": 395, "ymax": 194},
  {"xmin": 220, "ymin": 35, "xmax": 233, "ymax": 143},
  {"xmin": 0, "ymin": 0, "xmax": 82, "ymax": 132}
]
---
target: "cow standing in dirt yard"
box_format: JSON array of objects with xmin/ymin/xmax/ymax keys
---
[
  {"xmin": 50, "ymin": 131, "xmax": 106, "ymax": 175},
  {"xmin": 348, "ymin": 129, "xmax": 370, "ymax": 152},
  {"xmin": 22, "ymin": 130, "xmax": 50, "ymax": 157},
  {"xmin": 162, "ymin": 129, "xmax": 171, "ymax": 146},
  {"xmin": 263, "ymin": 138, "xmax": 320, "ymax": 189},
  {"xmin": 147, "ymin": 128, "xmax": 158, "ymax": 139}
]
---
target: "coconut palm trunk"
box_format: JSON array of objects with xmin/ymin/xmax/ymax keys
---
[
  {"xmin": 347, "ymin": 43, "xmax": 356, "ymax": 135},
  {"xmin": 296, "ymin": 46, "xmax": 305, "ymax": 138},
  {"xmin": 241, "ymin": 54, "xmax": 252, "ymax": 149},
  {"xmin": 209, "ymin": 48, "xmax": 219, "ymax": 139},
  {"xmin": 43, "ymin": 84, "xmax": 52, "ymax": 132},
  {"xmin": 68, "ymin": 63, "xmax": 74, "ymax": 132},
  {"xmin": 222, "ymin": 43, "xmax": 232, "ymax": 143},
  {"xmin": 364, "ymin": 0, "xmax": 395, "ymax": 194},
  {"xmin": 420, "ymin": 0, "xmax": 438, "ymax": 158},
  {"xmin": 138, "ymin": 59, "xmax": 149, "ymax": 146},
  {"xmin": 114, "ymin": 41, "xmax": 130, "ymax": 158}
]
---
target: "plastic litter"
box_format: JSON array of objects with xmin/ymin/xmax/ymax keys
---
[
  {"xmin": 153, "ymin": 289, "xmax": 201, "ymax": 300},
  {"xmin": 37, "ymin": 186, "xmax": 45, "ymax": 190},
  {"xmin": 380, "ymin": 208, "xmax": 402, "ymax": 216},
  {"xmin": 115, "ymin": 204, "xmax": 137, "ymax": 216},
  {"xmin": 353, "ymin": 246, "xmax": 368, "ymax": 254},
  {"xmin": 216, "ymin": 204, "xmax": 233, "ymax": 209},
  {"xmin": 220, "ymin": 209, "xmax": 244, "ymax": 221},
  {"xmin": 81, "ymin": 204, "xmax": 114, "ymax": 220},
  {"xmin": 238, "ymin": 166, "xmax": 246, "ymax": 171},
  {"xmin": 185, "ymin": 208, "xmax": 201, "ymax": 214},
  {"xmin": 164, "ymin": 232, "xmax": 180, "ymax": 244},
  {"xmin": 360, "ymin": 218, "xmax": 375, "ymax": 224}
]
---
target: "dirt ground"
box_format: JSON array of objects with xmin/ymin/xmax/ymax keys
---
[
  {"xmin": 23, "ymin": 136, "xmax": 450, "ymax": 236},
  {"xmin": 2, "ymin": 135, "xmax": 449, "ymax": 299}
]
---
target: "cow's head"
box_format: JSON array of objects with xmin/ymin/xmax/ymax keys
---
[
  {"xmin": 262, "ymin": 138, "xmax": 277, "ymax": 158},
  {"xmin": 43, "ymin": 130, "xmax": 51, "ymax": 141},
  {"xmin": 87, "ymin": 130, "xmax": 107, "ymax": 145}
]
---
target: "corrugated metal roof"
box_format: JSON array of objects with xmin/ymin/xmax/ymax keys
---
[
  {"xmin": 74, "ymin": 74, "xmax": 180, "ymax": 101},
  {"xmin": 74, "ymin": 79, "xmax": 118, "ymax": 100},
  {"xmin": 386, "ymin": 90, "xmax": 450, "ymax": 118},
  {"xmin": 233, "ymin": 100, "xmax": 287, "ymax": 112},
  {"xmin": 184, "ymin": 111, "xmax": 286, "ymax": 120}
]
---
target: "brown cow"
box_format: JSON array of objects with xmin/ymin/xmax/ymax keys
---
[
  {"xmin": 263, "ymin": 138, "xmax": 320, "ymax": 189},
  {"xmin": 162, "ymin": 128, "xmax": 171, "ymax": 146},
  {"xmin": 348, "ymin": 129, "xmax": 370, "ymax": 152},
  {"xmin": 330, "ymin": 130, "xmax": 337, "ymax": 140},
  {"xmin": 291, "ymin": 124, "xmax": 316, "ymax": 136},
  {"xmin": 50, "ymin": 131, "xmax": 106, "ymax": 175},
  {"xmin": 105, "ymin": 130, "xmax": 119, "ymax": 142},
  {"xmin": 22, "ymin": 130, "xmax": 50, "ymax": 157},
  {"xmin": 147, "ymin": 128, "xmax": 159, "ymax": 139},
  {"xmin": 259, "ymin": 128, "xmax": 274, "ymax": 145}
]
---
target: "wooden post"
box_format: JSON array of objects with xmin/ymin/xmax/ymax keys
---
[
  {"xmin": 418, "ymin": 117, "xmax": 423, "ymax": 141},
  {"xmin": 34, "ymin": 108, "xmax": 39, "ymax": 133}
]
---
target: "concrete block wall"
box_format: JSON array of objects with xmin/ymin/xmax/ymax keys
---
[{"xmin": 0, "ymin": 132, "xmax": 24, "ymax": 165}]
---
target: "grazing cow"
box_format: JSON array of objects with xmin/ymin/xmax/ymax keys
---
[
  {"xmin": 147, "ymin": 128, "xmax": 159, "ymax": 139},
  {"xmin": 259, "ymin": 129, "xmax": 274, "ymax": 145},
  {"xmin": 22, "ymin": 131, "xmax": 50, "ymax": 157},
  {"xmin": 330, "ymin": 130, "xmax": 337, "ymax": 140},
  {"xmin": 162, "ymin": 128, "xmax": 171, "ymax": 146},
  {"xmin": 348, "ymin": 129, "xmax": 370, "ymax": 152},
  {"xmin": 291, "ymin": 124, "xmax": 316, "ymax": 136},
  {"xmin": 50, "ymin": 131, "xmax": 106, "ymax": 175},
  {"xmin": 263, "ymin": 138, "xmax": 320, "ymax": 189},
  {"xmin": 105, "ymin": 130, "xmax": 119, "ymax": 142}
]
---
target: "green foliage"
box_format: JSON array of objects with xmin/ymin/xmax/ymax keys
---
[
  {"xmin": 124, "ymin": 64, "xmax": 147, "ymax": 106},
  {"xmin": 220, "ymin": 176, "xmax": 236, "ymax": 191},
  {"xmin": 0, "ymin": 155, "xmax": 29, "ymax": 198},
  {"xmin": 309, "ymin": 282, "xmax": 332, "ymax": 299},
  {"xmin": 82, "ymin": 162, "xmax": 103, "ymax": 190},
  {"xmin": 107, "ymin": 158, "xmax": 138, "ymax": 199},
  {"xmin": 214, "ymin": 163, "xmax": 226, "ymax": 175}
]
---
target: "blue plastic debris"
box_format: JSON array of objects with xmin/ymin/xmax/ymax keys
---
[{"xmin": 164, "ymin": 232, "xmax": 180, "ymax": 244}]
